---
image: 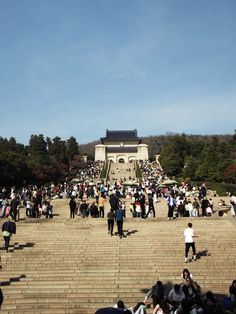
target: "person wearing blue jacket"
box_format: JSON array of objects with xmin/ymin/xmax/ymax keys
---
[{"xmin": 115, "ymin": 207, "xmax": 124, "ymax": 238}]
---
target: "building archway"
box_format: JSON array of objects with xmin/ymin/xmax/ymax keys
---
[{"xmin": 117, "ymin": 155, "xmax": 127, "ymax": 163}]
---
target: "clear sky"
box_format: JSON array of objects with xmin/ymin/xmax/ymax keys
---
[{"xmin": 0, "ymin": 0, "xmax": 236, "ymax": 145}]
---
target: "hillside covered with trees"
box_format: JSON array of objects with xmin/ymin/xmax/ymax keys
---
[
  {"xmin": 157, "ymin": 133, "xmax": 236, "ymax": 184},
  {"xmin": 1, "ymin": 131, "xmax": 236, "ymax": 192},
  {"xmin": 0, "ymin": 135, "xmax": 80, "ymax": 187}
]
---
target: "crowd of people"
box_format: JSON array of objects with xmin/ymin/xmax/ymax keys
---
[
  {"xmin": 0, "ymin": 186, "xmax": 54, "ymax": 221},
  {"xmin": 0, "ymin": 162, "xmax": 105, "ymax": 220},
  {"xmin": 1, "ymin": 159, "xmax": 236, "ymax": 313},
  {"xmin": 75, "ymin": 161, "xmax": 104, "ymax": 183},
  {"xmin": 67, "ymin": 179, "xmax": 236, "ymax": 225},
  {"xmin": 139, "ymin": 160, "xmax": 163, "ymax": 182},
  {"xmin": 95, "ymin": 268, "xmax": 236, "ymax": 313},
  {"xmin": 1, "ymin": 158, "xmax": 235, "ymax": 222}
]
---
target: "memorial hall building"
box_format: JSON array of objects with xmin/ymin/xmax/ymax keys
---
[{"xmin": 95, "ymin": 129, "xmax": 149, "ymax": 163}]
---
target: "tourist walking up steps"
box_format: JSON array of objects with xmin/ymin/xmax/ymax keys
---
[
  {"xmin": 115, "ymin": 207, "xmax": 125, "ymax": 238},
  {"xmin": 69, "ymin": 196, "xmax": 77, "ymax": 218},
  {"xmin": 107, "ymin": 208, "xmax": 116, "ymax": 236},
  {"xmin": 184, "ymin": 222, "xmax": 199, "ymax": 263},
  {"xmin": 2, "ymin": 217, "xmax": 16, "ymax": 252}
]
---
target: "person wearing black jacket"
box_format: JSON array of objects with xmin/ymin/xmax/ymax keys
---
[
  {"xmin": 109, "ymin": 193, "xmax": 119, "ymax": 211},
  {"xmin": 201, "ymin": 197, "xmax": 209, "ymax": 217},
  {"xmin": 107, "ymin": 208, "xmax": 116, "ymax": 236},
  {"xmin": 69, "ymin": 196, "xmax": 77, "ymax": 218},
  {"xmin": 10, "ymin": 196, "xmax": 20, "ymax": 222},
  {"xmin": 2, "ymin": 217, "xmax": 16, "ymax": 252},
  {"xmin": 143, "ymin": 280, "xmax": 165, "ymax": 308},
  {"xmin": 80, "ymin": 199, "xmax": 88, "ymax": 218},
  {"xmin": 145, "ymin": 194, "xmax": 155, "ymax": 218}
]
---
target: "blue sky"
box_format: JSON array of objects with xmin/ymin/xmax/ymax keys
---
[{"xmin": 0, "ymin": 0, "xmax": 236, "ymax": 144}]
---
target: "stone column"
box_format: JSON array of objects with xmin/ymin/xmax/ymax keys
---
[
  {"xmin": 137, "ymin": 144, "xmax": 149, "ymax": 160},
  {"xmin": 95, "ymin": 144, "xmax": 106, "ymax": 161}
]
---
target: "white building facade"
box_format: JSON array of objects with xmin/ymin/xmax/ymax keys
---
[{"xmin": 95, "ymin": 129, "xmax": 149, "ymax": 163}]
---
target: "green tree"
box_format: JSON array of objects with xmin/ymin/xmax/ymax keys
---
[
  {"xmin": 28, "ymin": 134, "xmax": 48, "ymax": 165},
  {"xmin": 183, "ymin": 156, "xmax": 199, "ymax": 180},
  {"xmin": 159, "ymin": 144, "xmax": 183, "ymax": 176},
  {"xmin": 223, "ymin": 164, "xmax": 236, "ymax": 183},
  {"xmin": 66, "ymin": 136, "xmax": 79, "ymax": 170},
  {"xmin": 0, "ymin": 151, "xmax": 30, "ymax": 186},
  {"xmin": 159, "ymin": 135, "xmax": 190, "ymax": 176},
  {"xmin": 47, "ymin": 136, "xmax": 67, "ymax": 163}
]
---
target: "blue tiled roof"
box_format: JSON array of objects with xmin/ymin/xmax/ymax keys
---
[
  {"xmin": 106, "ymin": 147, "xmax": 138, "ymax": 153},
  {"xmin": 101, "ymin": 129, "xmax": 141, "ymax": 143}
]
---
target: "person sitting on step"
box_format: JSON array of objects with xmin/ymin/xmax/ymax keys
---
[
  {"xmin": 168, "ymin": 284, "xmax": 185, "ymax": 310},
  {"xmin": 143, "ymin": 280, "xmax": 165, "ymax": 309}
]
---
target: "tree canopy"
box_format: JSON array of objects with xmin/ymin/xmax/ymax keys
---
[
  {"xmin": 0, "ymin": 131, "xmax": 236, "ymax": 189},
  {"xmin": 157, "ymin": 132, "xmax": 236, "ymax": 185},
  {"xmin": 0, "ymin": 135, "xmax": 80, "ymax": 187}
]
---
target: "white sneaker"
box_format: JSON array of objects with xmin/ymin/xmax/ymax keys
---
[{"xmin": 185, "ymin": 258, "xmax": 188, "ymax": 263}]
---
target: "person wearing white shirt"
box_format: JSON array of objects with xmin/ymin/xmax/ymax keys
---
[
  {"xmin": 184, "ymin": 223, "xmax": 199, "ymax": 263},
  {"xmin": 185, "ymin": 201, "xmax": 194, "ymax": 217},
  {"xmin": 230, "ymin": 195, "xmax": 236, "ymax": 216}
]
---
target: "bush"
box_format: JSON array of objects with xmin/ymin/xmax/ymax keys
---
[
  {"xmin": 100, "ymin": 163, "xmax": 107, "ymax": 179},
  {"xmin": 135, "ymin": 161, "xmax": 142, "ymax": 179},
  {"xmin": 206, "ymin": 182, "xmax": 236, "ymax": 196}
]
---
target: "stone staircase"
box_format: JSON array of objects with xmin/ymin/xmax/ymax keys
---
[
  {"xmin": 108, "ymin": 162, "xmax": 136, "ymax": 183},
  {"xmin": 0, "ymin": 198, "xmax": 235, "ymax": 313}
]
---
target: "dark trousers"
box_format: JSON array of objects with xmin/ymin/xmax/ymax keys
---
[
  {"xmin": 10, "ymin": 209, "xmax": 17, "ymax": 222},
  {"xmin": 185, "ymin": 242, "xmax": 196, "ymax": 258},
  {"xmin": 107, "ymin": 219, "xmax": 114, "ymax": 235},
  {"xmin": 26, "ymin": 208, "xmax": 31, "ymax": 217},
  {"xmin": 146, "ymin": 205, "xmax": 155, "ymax": 218},
  {"xmin": 117, "ymin": 220, "xmax": 123, "ymax": 237},
  {"xmin": 152, "ymin": 296, "xmax": 163, "ymax": 308},
  {"xmin": 70, "ymin": 209, "xmax": 75, "ymax": 218},
  {"xmin": 3, "ymin": 236, "xmax": 10, "ymax": 252},
  {"xmin": 32, "ymin": 207, "xmax": 39, "ymax": 218},
  {"xmin": 168, "ymin": 205, "xmax": 174, "ymax": 218},
  {"xmin": 45, "ymin": 209, "xmax": 52, "ymax": 219},
  {"xmin": 99, "ymin": 206, "xmax": 104, "ymax": 218},
  {"xmin": 141, "ymin": 206, "xmax": 145, "ymax": 218}
]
